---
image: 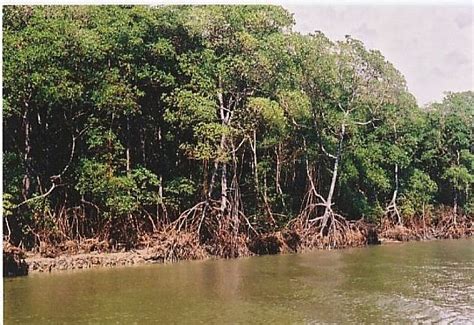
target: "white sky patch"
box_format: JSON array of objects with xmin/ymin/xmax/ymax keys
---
[{"xmin": 285, "ymin": 5, "xmax": 474, "ymax": 105}]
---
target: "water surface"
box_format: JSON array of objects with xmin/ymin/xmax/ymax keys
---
[{"xmin": 4, "ymin": 239, "xmax": 474, "ymax": 323}]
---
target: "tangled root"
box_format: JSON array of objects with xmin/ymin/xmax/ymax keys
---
[
  {"xmin": 294, "ymin": 189, "xmax": 368, "ymax": 249},
  {"xmin": 434, "ymin": 212, "xmax": 473, "ymax": 239},
  {"xmin": 379, "ymin": 218, "xmax": 421, "ymax": 241},
  {"xmin": 289, "ymin": 214, "xmax": 367, "ymax": 250},
  {"xmin": 169, "ymin": 199, "xmax": 256, "ymax": 258},
  {"xmin": 3, "ymin": 242, "xmax": 28, "ymax": 276},
  {"xmin": 379, "ymin": 208, "xmax": 473, "ymax": 241},
  {"xmin": 206, "ymin": 230, "xmax": 252, "ymax": 258},
  {"xmin": 249, "ymin": 230, "xmax": 301, "ymax": 255},
  {"xmin": 139, "ymin": 229, "xmax": 208, "ymax": 263}
]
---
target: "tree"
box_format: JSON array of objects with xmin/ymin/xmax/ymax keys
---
[
  {"xmin": 297, "ymin": 35, "xmax": 410, "ymax": 237},
  {"xmin": 3, "ymin": 5, "xmax": 471, "ymax": 253},
  {"xmin": 433, "ymin": 92, "xmax": 474, "ymax": 216}
]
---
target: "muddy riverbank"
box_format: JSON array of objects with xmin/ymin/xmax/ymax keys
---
[
  {"xmin": 4, "ymin": 213, "xmax": 472, "ymax": 276},
  {"xmin": 26, "ymin": 250, "xmax": 165, "ymax": 273}
]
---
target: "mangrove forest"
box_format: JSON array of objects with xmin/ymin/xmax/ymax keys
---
[{"xmin": 2, "ymin": 5, "xmax": 473, "ymax": 268}]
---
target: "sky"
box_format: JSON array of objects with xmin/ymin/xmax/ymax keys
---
[{"xmin": 284, "ymin": 5, "xmax": 474, "ymax": 105}]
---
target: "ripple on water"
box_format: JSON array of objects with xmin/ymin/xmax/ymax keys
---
[
  {"xmin": 377, "ymin": 293, "xmax": 474, "ymax": 324},
  {"xmin": 4, "ymin": 239, "xmax": 474, "ymax": 324}
]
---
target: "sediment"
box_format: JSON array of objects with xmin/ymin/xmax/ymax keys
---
[{"xmin": 26, "ymin": 250, "xmax": 165, "ymax": 273}]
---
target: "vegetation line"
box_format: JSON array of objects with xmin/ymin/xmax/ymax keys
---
[{"xmin": 3, "ymin": 6, "xmax": 473, "ymax": 269}]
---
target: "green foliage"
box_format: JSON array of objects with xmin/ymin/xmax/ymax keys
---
[
  {"xmin": 2, "ymin": 5, "xmax": 472, "ymax": 247},
  {"xmin": 278, "ymin": 90, "xmax": 312, "ymax": 122},
  {"xmin": 3, "ymin": 193, "xmax": 15, "ymax": 218},
  {"xmin": 443, "ymin": 166, "xmax": 473, "ymax": 192},
  {"xmin": 76, "ymin": 159, "xmax": 160, "ymax": 217},
  {"xmin": 401, "ymin": 170, "xmax": 438, "ymax": 216},
  {"xmin": 164, "ymin": 177, "xmax": 197, "ymax": 210},
  {"xmin": 3, "ymin": 152, "xmax": 24, "ymax": 198}
]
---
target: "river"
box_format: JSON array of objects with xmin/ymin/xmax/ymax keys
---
[{"xmin": 4, "ymin": 239, "xmax": 474, "ymax": 323}]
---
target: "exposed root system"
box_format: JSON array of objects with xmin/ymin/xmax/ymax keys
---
[
  {"xmin": 248, "ymin": 230, "xmax": 300, "ymax": 255},
  {"xmin": 170, "ymin": 199, "xmax": 255, "ymax": 258},
  {"xmin": 379, "ymin": 209, "xmax": 473, "ymax": 241},
  {"xmin": 4, "ymin": 206, "xmax": 472, "ymax": 276},
  {"xmin": 3, "ymin": 242, "xmax": 28, "ymax": 276},
  {"xmin": 289, "ymin": 216, "xmax": 368, "ymax": 250},
  {"xmin": 139, "ymin": 229, "xmax": 208, "ymax": 263}
]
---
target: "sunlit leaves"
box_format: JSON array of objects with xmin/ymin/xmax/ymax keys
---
[
  {"xmin": 76, "ymin": 159, "xmax": 160, "ymax": 216},
  {"xmin": 3, "ymin": 5, "xmax": 473, "ymax": 244}
]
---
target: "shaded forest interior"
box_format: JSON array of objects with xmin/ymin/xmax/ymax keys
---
[{"xmin": 3, "ymin": 6, "xmax": 473, "ymax": 259}]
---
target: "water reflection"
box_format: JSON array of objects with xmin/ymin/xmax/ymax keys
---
[{"xmin": 4, "ymin": 239, "xmax": 474, "ymax": 324}]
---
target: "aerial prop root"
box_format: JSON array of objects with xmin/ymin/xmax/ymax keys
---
[
  {"xmin": 435, "ymin": 211, "xmax": 471, "ymax": 239},
  {"xmin": 291, "ymin": 201, "xmax": 367, "ymax": 249},
  {"xmin": 169, "ymin": 198, "xmax": 257, "ymax": 246}
]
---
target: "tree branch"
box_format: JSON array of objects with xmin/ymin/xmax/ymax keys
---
[{"xmin": 14, "ymin": 184, "xmax": 65, "ymax": 209}]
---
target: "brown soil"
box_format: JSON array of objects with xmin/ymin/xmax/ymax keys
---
[
  {"xmin": 24, "ymin": 230, "xmax": 210, "ymax": 274},
  {"xmin": 27, "ymin": 251, "xmax": 149, "ymax": 273}
]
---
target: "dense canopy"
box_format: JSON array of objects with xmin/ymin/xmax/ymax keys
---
[{"xmin": 3, "ymin": 5, "xmax": 473, "ymax": 254}]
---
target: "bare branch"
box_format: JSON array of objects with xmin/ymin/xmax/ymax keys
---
[
  {"xmin": 14, "ymin": 126, "xmax": 87, "ymax": 210},
  {"xmin": 14, "ymin": 184, "xmax": 65, "ymax": 209},
  {"xmin": 230, "ymin": 136, "xmax": 248, "ymax": 153},
  {"xmin": 51, "ymin": 127, "xmax": 88, "ymax": 180},
  {"xmin": 321, "ymin": 145, "xmax": 337, "ymax": 159}
]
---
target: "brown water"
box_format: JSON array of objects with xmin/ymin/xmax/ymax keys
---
[{"xmin": 4, "ymin": 239, "xmax": 474, "ymax": 324}]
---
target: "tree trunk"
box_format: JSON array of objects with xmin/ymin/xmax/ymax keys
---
[
  {"xmin": 208, "ymin": 161, "xmax": 219, "ymax": 200},
  {"xmin": 322, "ymin": 122, "xmax": 345, "ymax": 227},
  {"xmin": 202, "ymin": 160, "xmax": 209, "ymax": 199},
  {"xmin": 156, "ymin": 126, "xmax": 167, "ymax": 222},
  {"xmin": 394, "ymin": 163, "xmax": 399, "ymax": 198},
  {"xmin": 453, "ymin": 151, "xmax": 460, "ymax": 222},
  {"xmin": 217, "ymin": 114, "xmax": 228, "ymax": 215},
  {"xmin": 388, "ymin": 163, "xmax": 401, "ymax": 225},
  {"xmin": 453, "ymin": 190, "xmax": 458, "ymax": 224},
  {"xmin": 275, "ymin": 144, "xmax": 286, "ymax": 209},
  {"xmin": 422, "ymin": 202, "xmax": 426, "ymax": 237},
  {"xmin": 217, "ymin": 79, "xmax": 230, "ymax": 216},
  {"xmin": 221, "ymin": 158, "xmax": 228, "ymax": 214},
  {"xmin": 230, "ymin": 139, "xmax": 241, "ymax": 255},
  {"xmin": 141, "ymin": 124, "xmax": 146, "ymax": 167},
  {"xmin": 126, "ymin": 116, "xmax": 131, "ymax": 175},
  {"xmin": 251, "ymin": 129, "xmax": 259, "ymax": 207},
  {"xmin": 22, "ymin": 107, "xmax": 32, "ymax": 200}
]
